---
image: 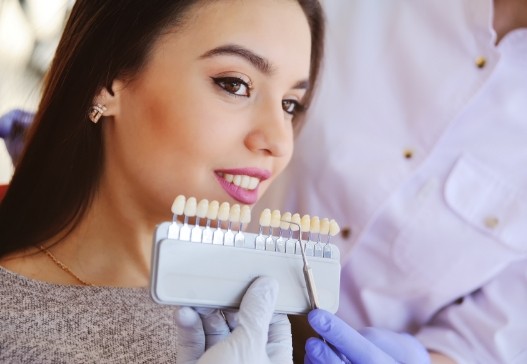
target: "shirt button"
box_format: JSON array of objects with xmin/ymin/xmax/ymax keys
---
[
  {"xmin": 484, "ymin": 216, "xmax": 499, "ymax": 229},
  {"xmin": 475, "ymin": 56, "xmax": 486, "ymax": 69},
  {"xmin": 340, "ymin": 227, "xmax": 352, "ymax": 239},
  {"xmin": 403, "ymin": 149, "xmax": 414, "ymax": 159}
]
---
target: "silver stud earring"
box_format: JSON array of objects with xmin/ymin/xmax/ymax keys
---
[{"xmin": 88, "ymin": 104, "xmax": 107, "ymax": 124}]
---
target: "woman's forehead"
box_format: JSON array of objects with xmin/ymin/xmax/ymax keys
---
[{"xmin": 152, "ymin": 0, "xmax": 312, "ymax": 74}]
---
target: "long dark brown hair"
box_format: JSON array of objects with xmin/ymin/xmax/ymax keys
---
[{"xmin": 0, "ymin": 0, "xmax": 325, "ymax": 258}]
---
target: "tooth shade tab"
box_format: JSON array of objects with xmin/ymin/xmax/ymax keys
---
[
  {"xmin": 169, "ymin": 195, "xmax": 342, "ymax": 246},
  {"xmin": 270, "ymin": 210, "xmax": 281, "ymax": 228},
  {"xmin": 207, "ymin": 200, "xmax": 219, "ymax": 220},
  {"xmin": 280, "ymin": 212, "xmax": 292, "ymax": 229},
  {"xmin": 171, "ymin": 195, "xmax": 186, "ymax": 215},
  {"xmin": 240, "ymin": 205, "xmax": 252, "ymax": 224},
  {"xmin": 301, "ymin": 214, "xmax": 311, "ymax": 232},
  {"xmin": 230, "ymin": 204, "xmax": 241, "ymax": 223},
  {"xmin": 329, "ymin": 219, "xmax": 340, "ymax": 236},
  {"xmin": 218, "ymin": 202, "xmax": 230, "ymax": 221},
  {"xmin": 290, "ymin": 213, "xmax": 301, "ymax": 231},
  {"xmin": 184, "ymin": 197, "xmax": 197, "ymax": 216},
  {"xmin": 196, "ymin": 199, "xmax": 209, "ymax": 218},
  {"xmin": 310, "ymin": 216, "xmax": 320, "ymax": 234},
  {"xmin": 259, "ymin": 208, "xmax": 271, "ymax": 227},
  {"xmin": 320, "ymin": 218, "xmax": 330, "ymax": 235}
]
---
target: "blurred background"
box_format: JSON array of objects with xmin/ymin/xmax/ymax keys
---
[{"xmin": 0, "ymin": 0, "xmax": 72, "ymax": 183}]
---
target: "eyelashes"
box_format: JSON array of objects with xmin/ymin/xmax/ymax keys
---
[
  {"xmin": 282, "ymin": 99, "xmax": 305, "ymax": 116},
  {"xmin": 211, "ymin": 76, "xmax": 306, "ymax": 117},
  {"xmin": 211, "ymin": 76, "xmax": 252, "ymax": 97}
]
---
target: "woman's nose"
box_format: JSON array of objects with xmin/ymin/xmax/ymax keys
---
[{"xmin": 244, "ymin": 97, "xmax": 293, "ymax": 157}]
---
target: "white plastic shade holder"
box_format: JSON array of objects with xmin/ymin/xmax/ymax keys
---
[{"xmin": 150, "ymin": 195, "xmax": 341, "ymax": 314}]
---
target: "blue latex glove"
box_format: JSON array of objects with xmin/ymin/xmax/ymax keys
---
[
  {"xmin": 305, "ymin": 309, "xmax": 430, "ymax": 364},
  {"xmin": 0, "ymin": 109, "xmax": 34, "ymax": 165}
]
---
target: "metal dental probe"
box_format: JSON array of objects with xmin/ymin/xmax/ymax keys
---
[{"xmin": 283, "ymin": 220, "xmax": 320, "ymax": 310}]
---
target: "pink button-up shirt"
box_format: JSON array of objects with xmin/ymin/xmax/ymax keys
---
[{"xmin": 259, "ymin": 0, "xmax": 527, "ymax": 362}]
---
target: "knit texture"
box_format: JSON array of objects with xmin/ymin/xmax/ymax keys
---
[{"xmin": 0, "ymin": 267, "xmax": 178, "ymax": 363}]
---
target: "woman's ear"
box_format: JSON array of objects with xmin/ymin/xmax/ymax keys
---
[{"xmin": 92, "ymin": 80, "xmax": 125, "ymax": 118}]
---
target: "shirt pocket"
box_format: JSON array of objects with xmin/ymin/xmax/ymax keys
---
[
  {"xmin": 445, "ymin": 155, "xmax": 527, "ymax": 253},
  {"xmin": 390, "ymin": 155, "xmax": 527, "ymax": 291}
]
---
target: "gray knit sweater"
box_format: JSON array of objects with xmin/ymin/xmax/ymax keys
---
[{"xmin": 0, "ymin": 267, "xmax": 178, "ymax": 363}]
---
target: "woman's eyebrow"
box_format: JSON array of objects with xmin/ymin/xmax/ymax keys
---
[
  {"xmin": 200, "ymin": 44, "xmax": 309, "ymax": 89},
  {"xmin": 199, "ymin": 44, "xmax": 275, "ymax": 75},
  {"xmin": 293, "ymin": 80, "xmax": 309, "ymax": 90}
]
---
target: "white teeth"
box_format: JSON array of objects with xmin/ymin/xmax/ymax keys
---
[
  {"xmin": 171, "ymin": 195, "xmax": 186, "ymax": 215},
  {"xmin": 270, "ymin": 210, "xmax": 281, "ymax": 228},
  {"xmin": 259, "ymin": 208, "xmax": 271, "ymax": 227},
  {"xmin": 240, "ymin": 205, "xmax": 252, "ymax": 224},
  {"xmin": 329, "ymin": 219, "xmax": 340, "ymax": 236},
  {"xmin": 248, "ymin": 177, "xmax": 259, "ymax": 190},
  {"xmin": 221, "ymin": 173, "xmax": 261, "ymax": 191},
  {"xmin": 240, "ymin": 175, "xmax": 250, "ymax": 189}
]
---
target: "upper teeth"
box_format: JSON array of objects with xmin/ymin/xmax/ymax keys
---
[{"xmin": 223, "ymin": 174, "xmax": 260, "ymax": 190}]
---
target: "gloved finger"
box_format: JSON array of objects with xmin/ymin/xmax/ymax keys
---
[
  {"xmin": 0, "ymin": 109, "xmax": 33, "ymax": 137},
  {"xmin": 237, "ymin": 276, "xmax": 279, "ymax": 338},
  {"xmin": 308, "ymin": 309, "xmax": 396, "ymax": 364},
  {"xmin": 191, "ymin": 277, "xmax": 282, "ymax": 364},
  {"xmin": 174, "ymin": 306, "xmax": 205, "ymax": 364},
  {"xmin": 360, "ymin": 328, "xmax": 430, "ymax": 364},
  {"xmin": 195, "ymin": 307, "xmax": 231, "ymax": 350},
  {"xmin": 304, "ymin": 353, "xmax": 314, "ymax": 364},
  {"xmin": 223, "ymin": 309, "xmax": 239, "ymax": 331},
  {"xmin": 266, "ymin": 313, "xmax": 292, "ymax": 362},
  {"xmin": 268, "ymin": 313, "xmax": 291, "ymax": 342},
  {"xmin": 305, "ymin": 337, "xmax": 347, "ymax": 364}
]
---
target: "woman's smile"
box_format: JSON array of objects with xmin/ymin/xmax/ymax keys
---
[{"xmin": 215, "ymin": 167, "xmax": 271, "ymax": 204}]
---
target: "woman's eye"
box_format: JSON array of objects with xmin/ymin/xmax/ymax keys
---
[
  {"xmin": 282, "ymin": 99, "xmax": 303, "ymax": 116},
  {"xmin": 212, "ymin": 77, "xmax": 251, "ymax": 97}
]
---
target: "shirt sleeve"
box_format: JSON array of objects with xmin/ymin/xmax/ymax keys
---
[{"xmin": 416, "ymin": 259, "xmax": 527, "ymax": 364}]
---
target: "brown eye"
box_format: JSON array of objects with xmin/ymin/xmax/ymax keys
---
[
  {"xmin": 282, "ymin": 99, "xmax": 301, "ymax": 115},
  {"xmin": 212, "ymin": 77, "xmax": 250, "ymax": 97}
]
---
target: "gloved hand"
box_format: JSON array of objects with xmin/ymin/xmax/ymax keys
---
[
  {"xmin": 174, "ymin": 276, "xmax": 292, "ymax": 364},
  {"xmin": 0, "ymin": 108, "xmax": 34, "ymax": 165},
  {"xmin": 305, "ymin": 309, "xmax": 430, "ymax": 364}
]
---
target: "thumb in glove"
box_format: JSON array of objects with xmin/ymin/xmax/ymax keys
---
[
  {"xmin": 175, "ymin": 276, "xmax": 292, "ymax": 364},
  {"xmin": 305, "ymin": 309, "xmax": 430, "ymax": 364}
]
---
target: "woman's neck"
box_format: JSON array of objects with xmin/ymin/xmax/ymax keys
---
[
  {"xmin": 65, "ymin": 186, "xmax": 156, "ymax": 287},
  {"xmin": 493, "ymin": 0, "xmax": 527, "ymax": 43}
]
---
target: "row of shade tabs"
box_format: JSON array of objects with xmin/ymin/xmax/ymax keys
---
[{"xmin": 168, "ymin": 195, "xmax": 340, "ymax": 258}]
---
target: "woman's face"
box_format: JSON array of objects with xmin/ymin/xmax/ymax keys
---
[{"xmin": 103, "ymin": 0, "xmax": 311, "ymax": 221}]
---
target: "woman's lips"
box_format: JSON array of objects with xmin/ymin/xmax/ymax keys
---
[{"xmin": 215, "ymin": 168, "xmax": 271, "ymax": 204}]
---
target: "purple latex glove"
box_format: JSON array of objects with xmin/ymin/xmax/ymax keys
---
[
  {"xmin": 305, "ymin": 309, "xmax": 430, "ymax": 364},
  {"xmin": 0, "ymin": 109, "xmax": 34, "ymax": 165}
]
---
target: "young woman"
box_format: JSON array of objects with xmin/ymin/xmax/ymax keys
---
[{"xmin": 0, "ymin": 1, "xmax": 324, "ymax": 362}]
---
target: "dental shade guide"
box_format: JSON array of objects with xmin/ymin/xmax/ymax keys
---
[
  {"xmin": 234, "ymin": 205, "xmax": 251, "ymax": 247},
  {"xmin": 191, "ymin": 199, "xmax": 208, "ymax": 243},
  {"xmin": 151, "ymin": 195, "xmax": 341, "ymax": 314},
  {"xmin": 168, "ymin": 195, "xmax": 186, "ymax": 239},
  {"xmin": 202, "ymin": 200, "xmax": 219, "ymax": 244},
  {"xmin": 179, "ymin": 197, "xmax": 196, "ymax": 241},
  {"xmin": 256, "ymin": 208, "xmax": 271, "ymax": 250},
  {"xmin": 213, "ymin": 202, "xmax": 229, "ymax": 245}
]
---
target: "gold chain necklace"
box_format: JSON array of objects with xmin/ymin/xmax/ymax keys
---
[{"xmin": 39, "ymin": 245, "xmax": 95, "ymax": 286}]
